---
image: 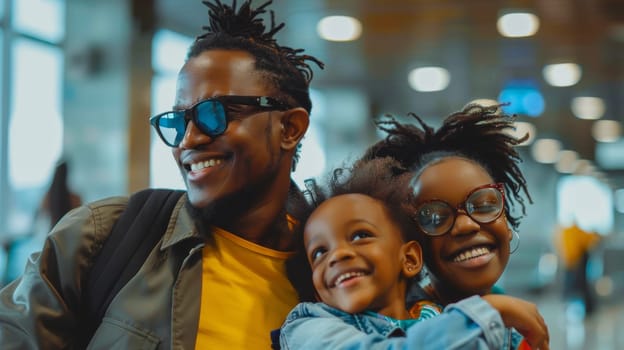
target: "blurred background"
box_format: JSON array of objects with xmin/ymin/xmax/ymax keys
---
[{"xmin": 0, "ymin": 0, "xmax": 623, "ymax": 348}]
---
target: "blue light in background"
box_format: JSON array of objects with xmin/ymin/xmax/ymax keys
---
[{"xmin": 498, "ymin": 80, "xmax": 545, "ymax": 117}]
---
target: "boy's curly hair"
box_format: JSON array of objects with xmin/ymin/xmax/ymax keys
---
[{"xmin": 287, "ymin": 157, "xmax": 418, "ymax": 302}]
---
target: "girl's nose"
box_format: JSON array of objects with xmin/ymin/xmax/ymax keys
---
[{"xmin": 448, "ymin": 212, "xmax": 480, "ymax": 236}]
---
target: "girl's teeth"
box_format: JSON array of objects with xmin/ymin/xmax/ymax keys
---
[{"xmin": 453, "ymin": 246, "xmax": 491, "ymax": 262}]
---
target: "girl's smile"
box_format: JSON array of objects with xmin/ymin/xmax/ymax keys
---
[{"xmin": 412, "ymin": 157, "xmax": 512, "ymax": 301}]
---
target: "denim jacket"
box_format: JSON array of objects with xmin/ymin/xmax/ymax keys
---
[{"xmin": 280, "ymin": 295, "xmax": 507, "ymax": 349}]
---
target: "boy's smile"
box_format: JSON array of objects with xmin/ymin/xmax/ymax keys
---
[{"xmin": 304, "ymin": 193, "xmax": 421, "ymax": 319}]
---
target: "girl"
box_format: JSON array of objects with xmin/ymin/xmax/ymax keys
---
[
  {"xmin": 361, "ymin": 103, "xmax": 538, "ymax": 349},
  {"xmin": 280, "ymin": 155, "xmax": 548, "ymax": 349}
]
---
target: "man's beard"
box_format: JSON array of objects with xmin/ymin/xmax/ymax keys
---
[
  {"xmin": 184, "ymin": 182, "xmax": 291, "ymax": 247},
  {"xmin": 185, "ymin": 187, "xmax": 250, "ymax": 237}
]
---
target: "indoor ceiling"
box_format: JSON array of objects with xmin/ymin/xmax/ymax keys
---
[{"xmin": 157, "ymin": 0, "xmax": 624, "ymax": 177}]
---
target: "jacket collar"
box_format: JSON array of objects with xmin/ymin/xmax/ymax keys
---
[
  {"xmin": 160, "ymin": 194, "xmax": 201, "ymax": 249},
  {"xmin": 161, "ymin": 180, "xmax": 305, "ymax": 249}
]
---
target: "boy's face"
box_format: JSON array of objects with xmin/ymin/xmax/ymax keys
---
[
  {"xmin": 304, "ymin": 194, "xmax": 421, "ymax": 318},
  {"xmin": 412, "ymin": 157, "xmax": 511, "ymax": 299},
  {"xmin": 171, "ymin": 49, "xmax": 294, "ymax": 208}
]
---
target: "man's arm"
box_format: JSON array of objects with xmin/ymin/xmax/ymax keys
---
[{"xmin": 0, "ymin": 198, "xmax": 126, "ymax": 350}]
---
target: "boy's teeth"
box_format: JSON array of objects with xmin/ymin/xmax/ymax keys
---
[
  {"xmin": 190, "ymin": 159, "xmax": 222, "ymax": 171},
  {"xmin": 335, "ymin": 271, "xmax": 365, "ymax": 286},
  {"xmin": 453, "ymin": 246, "xmax": 491, "ymax": 262}
]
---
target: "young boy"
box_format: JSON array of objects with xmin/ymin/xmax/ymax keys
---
[{"xmin": 280, "ymin": 156, "xmax": 548, "ymax": 349}]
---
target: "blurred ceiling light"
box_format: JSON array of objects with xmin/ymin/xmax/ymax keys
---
[
  {"xmin": 615, "ymin": 188, "xmax": 624, "ymax": 213},
  {"xmin": 508, "ymin": 121, "xmax": 536, "ymax": 146},
  {"xmin": 497, "ymin": 12, "xmax": 540, "ymax": 38},
  {"xmin": 408, "ymin": 67, "xmax": 450, "ymax": 92},
  {"xmin": 531, "ymin": 138, "xmax": 561, "ymax": 164},
  {"xmin": 571, "ymin": 96, "xmax": 606, "ymax": 120},
  {"xmin": 573, "ymin": 159, "xmax": 593, "ymax": 175},
  {"xmin": 592, "ymin": 120, "xmax": 621, "ymax": 142},
  {"xmin": 542, "ymin": 63, "xmax": 582, "ymax": 87},
  {"xmin": 555, "ymin": 150, "xmax": 578, "ymax": 173},
  {"xmin": 317, "ymin": 16, "xmax": 362, "ymax": 42}
]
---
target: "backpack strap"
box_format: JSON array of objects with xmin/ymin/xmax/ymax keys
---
[
  {"xmin": 270, "ymin": 328, "xmax": 281, "ymax": 350},
  {"xmin": 79, "ymin": 188, "xmax": 185, "ymax": 345}
]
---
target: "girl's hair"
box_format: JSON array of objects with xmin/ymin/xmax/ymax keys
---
[
  {"xmin": 287, "ymin": 157, "xmax": 418, "ymax": 302},
  {"xmin": 359, "ymin": 103, "xmax": 532, "ymax": 230},
  {"xmin": 187, "ymin": 1, "xmax": 324, "ymax": 170}
]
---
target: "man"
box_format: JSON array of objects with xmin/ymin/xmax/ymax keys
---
[
  {"xmin": 0, "ymin": 1, "xmax": 322, "ymax": 349},
  {"xmin": 0, "ymin": 2, "xmax": 549, "ymax": 349}
]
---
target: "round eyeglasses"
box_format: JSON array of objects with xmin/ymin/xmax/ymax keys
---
[
  {"xmin": 149, "ymin": 95, "xmax": 292, "ymax": 147},
  {"xmin": 414, "ymin": 183, "xmax": 505, "ymax": 236}
]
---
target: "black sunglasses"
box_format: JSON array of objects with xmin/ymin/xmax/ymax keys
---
[
  {"xmin": 414, "ymin": 183, "xmax": 505, "ymax": 236},
  {"xmin": 150, "ymin": 95, "xmax": 293, "ymax": 147}
]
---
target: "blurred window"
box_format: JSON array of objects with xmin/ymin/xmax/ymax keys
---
[
  {"xmin": 13, "ymin": 0, "xmax": 65, "ymax": 43},
  {"xmin": 9, "ymin": 39, "xmax": 63, "ymax": 190},
  {"xmin": 149, "ymin": 29, "xmax": 191, "ymax": 189},
  {"xmin": 0, "ymin": 1, "xmax": 65, "ymax": 283}
]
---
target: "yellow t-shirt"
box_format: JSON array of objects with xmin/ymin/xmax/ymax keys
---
[{"xmin": 195, "ymin": 226, "xmax": 298, "ymax": 349}]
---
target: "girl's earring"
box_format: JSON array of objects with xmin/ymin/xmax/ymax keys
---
[{"xmin": 510, "ymin": 229, "xmax": 520, "ymax": 254}]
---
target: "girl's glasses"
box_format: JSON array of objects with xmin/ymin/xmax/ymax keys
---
[
  {"xmin": 150, "ymin": 95, "xmax": 292, "ymax": 147},
  {"xmin": 414, "ymin": 183, "xmax": 505, "ymax": 236}
]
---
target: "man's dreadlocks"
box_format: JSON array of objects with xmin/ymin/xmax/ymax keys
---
[{"xmin": 187, "ymin": 1, "xmax": 324, "ymax": 169}]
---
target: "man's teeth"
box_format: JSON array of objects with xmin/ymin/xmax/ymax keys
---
[
  {"xmin": 190, "ymin": 159, "xmax": 222, "ymax": 171},
  {"xmin": 334, "ymin": 271, "xmax": 366, "ymax": 286},
  {"xmin": 453, "ymin": 246, "xmax": 491, "ymax": 262}
]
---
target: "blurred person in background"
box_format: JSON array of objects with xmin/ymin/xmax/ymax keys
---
[
  {"xmin": 553, "ymin": 221, "xmax": 601, "ymax": 317},
  {"xmin": 2, "ymin": 160, "xmax": 82, "ymax": 285},
  {"xmin": 39, "ymin": 160, "xmax": 83, "ymax": 230}
]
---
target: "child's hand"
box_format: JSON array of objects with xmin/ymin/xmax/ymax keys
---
[{"xmin": 482, "ymin": 294, "xmax": 549, "ymax": 350}]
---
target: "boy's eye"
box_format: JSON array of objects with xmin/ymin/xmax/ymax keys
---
[
  {"xmin": 310, "ymin": 247, "xmax": 326, "ymax": 262},
  {"xmin": 352, "ymin": 230, "xmax": 372, "ymax": 241}
]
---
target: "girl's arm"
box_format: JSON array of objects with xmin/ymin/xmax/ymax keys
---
[{"xmin": 482, "ymin": 294, "xmax": 549, "ymax": 350}]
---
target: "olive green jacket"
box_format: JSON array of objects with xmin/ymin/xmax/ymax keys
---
[{"xmin": 0, "ymin": 193, "xmax": 205, "ymax": 349}]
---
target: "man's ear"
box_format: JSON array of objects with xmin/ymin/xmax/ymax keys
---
[
  {"xmin": 280, "ymin": 107, "xmax": 309, "ymax": 151},
  {"xmin": 401, "ymin": 240, "xmax": 423, "ymax": 278}
]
